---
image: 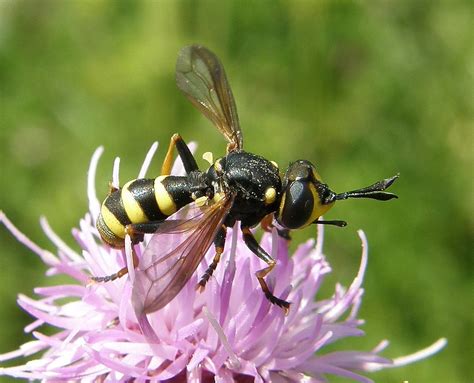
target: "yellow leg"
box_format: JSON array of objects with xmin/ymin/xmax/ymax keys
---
[{"xmin": 161, "ymin": 133, "xmax": 181, "ymax": 175}]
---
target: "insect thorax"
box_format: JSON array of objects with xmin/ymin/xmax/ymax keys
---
[{"xmin": 207, "ymin": 151, "xmax": 282, "ymax": 227}]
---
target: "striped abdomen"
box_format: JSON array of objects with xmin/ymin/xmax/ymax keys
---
[{"xmin": 97, "ymin": 175, "xmax": 193, "ymax": 248}]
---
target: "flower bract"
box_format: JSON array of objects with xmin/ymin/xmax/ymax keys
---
[{"xmin": 0, "ymin": 143, "xmax": 446, "ymax": 382}]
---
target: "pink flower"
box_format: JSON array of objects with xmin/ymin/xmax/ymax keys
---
[{"xmin": 0, "ymin": 143, "xmax": 446, "ymax": 382}]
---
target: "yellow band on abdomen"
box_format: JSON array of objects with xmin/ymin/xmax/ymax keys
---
[
  {"xmin": 100, "ymin": 204, "xmax": 126, "ymax": 239},
  {"xmin": 154, "ymin": 176, "xmax": 177, "ymax": 216},
  {"xmin": 121, "ymin": 180, "xmax": 148, "ymax": 223}
]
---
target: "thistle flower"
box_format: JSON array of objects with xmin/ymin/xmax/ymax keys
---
[{"xmin": 0, "ymin": 142, "xmax": 446, "ymax": 382}]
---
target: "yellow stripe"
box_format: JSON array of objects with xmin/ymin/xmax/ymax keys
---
[
  {"xmin": 278, "ymin": 192, "xmax": 286, "ymax": 220},
  {"xmin": 154, "ymin": 176, "xmax": 177, "ymax": 216},
  {"xmin": 101, "ymin": 204, "xmax": 126, "ymax": 239},
  {"xmin": 311, "ymin": 168, "xmax": 323, "ymax": 182},
  {"xmin": 121, "ymin": 180, "xmax": 148, "ymax": 223},
  {"xmin": 306, "ymin": 183, "xmax": 335, "ymax": 226}
]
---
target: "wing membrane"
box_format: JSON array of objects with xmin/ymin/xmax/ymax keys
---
[
  {"xmin": 132, "ymin": 194, "xmax": 233, "ymax": 314},
  {"xmin": 176, "ymin": 45, "xmax": 243, "ymax": 150}
]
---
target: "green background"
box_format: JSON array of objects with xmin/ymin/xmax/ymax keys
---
[{"xmin": 0, "ymin": 1, "xmax": 472, "ymax": 382}]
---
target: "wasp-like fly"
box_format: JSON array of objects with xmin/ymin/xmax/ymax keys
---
[{"xmin": 95, "ymin": 45, "xmax": 398, "ymax": 314}]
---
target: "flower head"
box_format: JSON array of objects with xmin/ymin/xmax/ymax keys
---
[{"xmin": 0, "ymin": 142, "xmax": 446, "ymax": 382}]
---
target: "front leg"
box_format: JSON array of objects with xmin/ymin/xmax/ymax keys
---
[
  {"xmin": 241, "ymin": 226, "xmax": 290, "ymax": 314},
  {"xmin": 260, "ymin": 213, "xmax": 292, "ymax": 240}
]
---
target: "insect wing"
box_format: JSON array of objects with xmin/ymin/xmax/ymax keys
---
[
  {"xmin": 132, "ymin": 195, "xmax": 233, "ymax": 314},
  {"xmin": 176, "ymin": 45, "xmax": 243, "ymax": 150}
]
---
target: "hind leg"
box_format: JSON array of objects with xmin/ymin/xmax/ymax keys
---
[{"xmin": 161, "ymin": 133, "xmax": 199, "ymax": 175}]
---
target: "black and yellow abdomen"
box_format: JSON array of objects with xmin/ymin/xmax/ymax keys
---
[{"xmin": 97, "ymin": 176, "xmax": 194, "ymax": 248}]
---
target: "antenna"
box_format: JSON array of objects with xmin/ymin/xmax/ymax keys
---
[{"xmin": 333, "ymin": 174, "xmax": 399, "ymax": 202}]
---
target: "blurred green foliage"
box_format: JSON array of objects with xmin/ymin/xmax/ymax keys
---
[{"xmin": 0, "ymin": 1, "xmax": 472, "ymax": 382}]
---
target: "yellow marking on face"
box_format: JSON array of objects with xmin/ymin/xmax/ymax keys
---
[
  {"xmin": 311, "ymin": 168, "xmax": 323, "ymax": 182},
  {"xmin": 270, "ymin": 160, "xmax": 279, "ymax": 169},
  {"xmin": 264, "ymin": 187, "xmax": 277, "ymax": 205},
  {"xmin": 305, "ymin": 183, "xmax": 334, "ymax": 226},
  {"xmin": 100, "ymin": 204, "xmax": 126, "ymax": 239},
  {"xmin": 278, "ymin": 191, "xmax": 286, "ymax": 220},
  {"xmin": 121, "ymin": 180, "xmax": 148, "ymax": 223},
  {"xmin": 154, "ymin": 176, "xmax": 177, "ymax": 216}
]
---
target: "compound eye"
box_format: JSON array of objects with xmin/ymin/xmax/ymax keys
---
[{"xmin": 277, "ymin": 180, "xmax": 314, "ymax": 229}]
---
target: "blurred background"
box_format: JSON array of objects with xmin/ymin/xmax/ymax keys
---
[{"xmin": 0, "ymin": 1, "xmax": 472, "ymax": 382}]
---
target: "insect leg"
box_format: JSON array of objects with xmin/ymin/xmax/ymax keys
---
[
  {"xmin": 161, "ymin": 133, "xmax": 199, "ymax": 175},
  {"xmin": 108, "ymin": 181, "xmax": 119, "ymax": 194},
  {"xmin": 241, "ymin": 226, "xmax": 290, "ymax": 314},
  {"xmin": 90, "ymin": 221, "xmax": 164, "ymax": 283},
  {"xmin": 260, "ymin": 213, "xmax": 291, "ymax": 240},
  {"xmin": 90, "ymin": 245, "xmax": 139, "ymax": 283},
  {"xmin": 276, "ymin": 228, "xmax": 291, "ymax": 240},
  {"xmin": 260, "ymin": 213, "xmax": 273, "ymax": 232},
  {"xmin": 196, "ymin": 225, "xmax": 227, "ymax": 290}
]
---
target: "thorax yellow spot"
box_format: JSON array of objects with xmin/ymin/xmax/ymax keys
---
[{"xmin": 264, "ymin": 187, "xmax": 277, "ymax": 205}]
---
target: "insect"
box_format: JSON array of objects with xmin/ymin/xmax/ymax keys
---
[{"xmin": 95, "ymin": 45, "xmax": 398, "ymax": 314}]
